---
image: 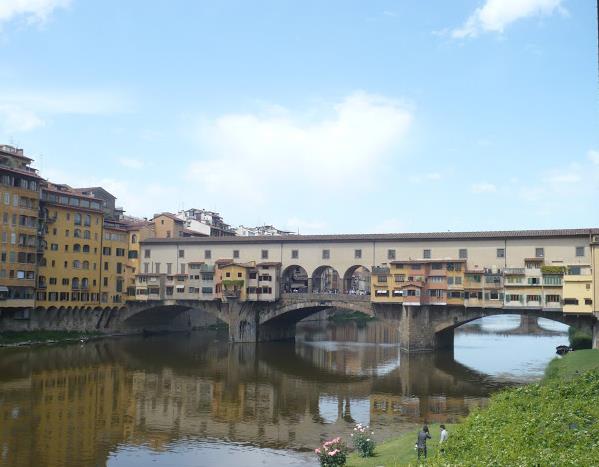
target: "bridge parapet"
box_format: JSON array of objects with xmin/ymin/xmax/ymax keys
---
[{"xmin": 280, "ymin": 292, "xmax": 370, "ymax": 303}]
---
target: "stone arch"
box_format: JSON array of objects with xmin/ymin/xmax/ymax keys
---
[
  {"xmin": 342, "ymin": 265, "xmax": 371, "ymax": 294},
  {"xmin": 281, "ymin": 265, "xmax": 309, "ymax": 293},
  {"xmin": 311, "ymin": 266, "xmax": 341, "ymax": 294}
]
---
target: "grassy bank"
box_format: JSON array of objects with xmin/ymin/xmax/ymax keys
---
[
  {"xmin": 342, "ymin": 351, "xmax": 599, "ymax": 466},
  {"xmin": 346, "ymin": 424, "xmax": 455, "ymax": 467},
  {"xmin": 544, "ymin": 349, "xmax": 599, "ymax": 381},
  {"xmin": 0, "ymin": 330, "xmax": 101, "ymax": 346},
  {"xmin": 427, "ymin": 352, "xmax": 599, "ymax": 466}
]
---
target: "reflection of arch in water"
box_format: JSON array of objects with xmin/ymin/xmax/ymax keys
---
[
  {"xmin": 311, "ymin": 266, "xmax": 340, "ymax": 293},
  {"xmin": 343, "ymin": 265, "xmax": 371, "ymax": 294},
  {"xmin": 281, "ymin": 265, "xmax": 309, "ymax": 293}
]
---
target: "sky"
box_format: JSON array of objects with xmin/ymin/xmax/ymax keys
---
[{"xmin": 0, "ymin": 0, "xmax": 597, "ymax": 234}]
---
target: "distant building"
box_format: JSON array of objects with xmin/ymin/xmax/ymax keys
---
[
  {"xmin": 176, "ymin": 209, "xmax": 236, "ymax": 237},
  {"xmin": 236, "ymin": 225, "xmax": 294, "ymax": 237}
]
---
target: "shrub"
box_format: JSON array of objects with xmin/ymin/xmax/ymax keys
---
[
  {"xmin": 350, "ymin": 423, "xmax": 376, "ymax": 457},
  {"xmin": 315, "ymin": 437, "xmax": 347, "ymax": 467},
  {"xmin": 569, "ymin": 327, "xmax": 592, "ymax": 350}
]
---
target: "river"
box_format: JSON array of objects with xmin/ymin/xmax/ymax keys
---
[{"xmin": 0, "ymin": 315, "xmax": 568, "ymax": 467}]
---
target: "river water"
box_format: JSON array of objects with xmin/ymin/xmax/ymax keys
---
[{"xmin": 0, "ymin": 315, "xmax": 568, "ymax": 467}]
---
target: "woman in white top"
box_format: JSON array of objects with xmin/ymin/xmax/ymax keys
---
[{"xmin": 439, "ymin": 424, "xmax": 449, "ymax": 454}]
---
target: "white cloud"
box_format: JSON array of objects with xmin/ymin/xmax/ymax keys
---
[
  {"xmin": 410, "ymin": 172, "xmax": 442, "ymax": 183},
  {"xmin": 588, "ymin": 149, "xmax": 599, "ymax": 165},
  {"xmin": 452, "ymin": 0, "xmax": 565, "ymax": 38},
  {"xmin": 543, "ymin": 173, "xmax": 581, "ymax": 184},
  {"xmin": 0, "ymin": 0, "xmax": 70, "ymax": 24},
  {"xmin": 188, "ymin": 91, "xmax": 413, "ymax": 206},
  {"xmin": 118, "ymin": 158, "xmax": 144, "ymax": 170},
  {"xmin": 471, "ymin": 182, "xmax": 497, "ymax": 193},
  {"xmin": 0, "ymin": 89, "xmax": 130, "ymax": 135},
  {"xmin": 0, "ymin": 104, "xmax": 44, "ymax": 132}
]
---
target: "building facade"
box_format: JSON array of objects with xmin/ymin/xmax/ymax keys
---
[{"xmin": 0, "ymin": 145, "xmax": 43, "ymax": 308}]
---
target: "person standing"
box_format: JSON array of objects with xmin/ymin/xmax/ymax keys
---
[
  {"xmin": 416, "ymin": 425, "xmax": 431, "ymax": 460},
  {"xmin": 439, "ymin": 425, "xmax": 449, "ymax": 454}
]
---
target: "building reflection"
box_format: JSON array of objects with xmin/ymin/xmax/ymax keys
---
[{"xmin": 0, "ymin": 323, "xmax": 514, "ymax": 467}]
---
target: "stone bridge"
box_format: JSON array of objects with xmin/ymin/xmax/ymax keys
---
[
  {"xmin": 113, "ymin": 293, "xmax": 598, "ymax": 352},
  {"xmin": 2, "ymin": 293, "xmax": 596, "ymax": 351}
]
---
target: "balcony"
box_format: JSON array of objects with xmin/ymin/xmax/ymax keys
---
[
  {"xmin": 503, "ymin": 268, "xmax": 525, "ymax": 275},
  {"xmin": 223, "ymin": 289, "xmax": 241, "ymax": 298}
]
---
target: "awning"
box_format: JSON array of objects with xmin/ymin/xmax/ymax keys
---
[{"xmin": 0, "ymin": 286, "xmax": 8, "ymax": 292}]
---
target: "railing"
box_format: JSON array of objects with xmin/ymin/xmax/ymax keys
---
[
  {"xmin": 281, "ymin": 292, "xmax": 370, "ymax": 302},
  {"xmin": 503, "ymin": 268, "xmax": 525, "ymax": 275}
]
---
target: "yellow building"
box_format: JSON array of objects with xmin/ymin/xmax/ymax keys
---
[
  {"xmin": 216, "ymin": 261, "xmax": 253, "ymax": 301},
  {"xmin": 100, "ymin": 222, "xmax": 129, "ymax": 304},
  {"xmin": 37, "ymin": 183, "xmax": 104, "ymax": 306},
  {"xmin": 124, "ymin": 220, "xmax": 154, "ymax": 298},
  {"xmin": 0, "ymin": 145, "xmax": 42, "ymax": 308},
  {"xmin": 562, "ymin": 265, "xmax": 593, "ymax": 314}
]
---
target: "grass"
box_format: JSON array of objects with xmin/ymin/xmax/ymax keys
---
[
  {"xmin": 544, "ymin": 349, "xmax": 599, "ymax": 382},
  {"xmin": 345, "ymin": 424, "xmax": 455, "ymax": 467},
  {"xmin": 427, "ymin": 370, "xmax": 599, "ymax": 466},
  {"xmin": 0, "ymin": 330, "xmax": 101, "ymax": 345}
]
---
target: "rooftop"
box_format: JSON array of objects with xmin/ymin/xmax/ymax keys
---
[{"xmin": 141, "ymin": 228, "xmax": 599, "ymax": 245}]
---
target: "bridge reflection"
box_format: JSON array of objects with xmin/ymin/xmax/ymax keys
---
[{"xmin": 0, "ymin": 325, "xmax": 522, "ymax": 467}]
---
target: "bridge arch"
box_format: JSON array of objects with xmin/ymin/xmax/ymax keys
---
[
  {"xmin": 311, "ymin": 266, "xmax": 341, "ymax": 294},
  {"xmin": 281, "ymin": 265, "xmax": 309, "ymax": 293},
  {"xmin": 342, "ymin": 265, "xmax": 371, "ymax": 294}
]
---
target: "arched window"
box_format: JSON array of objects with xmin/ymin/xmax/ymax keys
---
[
  {"xmin": 82, "ymin": 261, "xmax": 89, "ymax": 270},
  {"xmin": 82, "ymin": 245, "xmax": 90, "ymax": 253},
  {"xmin": 39, "ymin": 257, "xmax": 47, "ymax": 267},
  {"xmin": 73, "ymin": 244, "xmax": 81, "ymax": 252},
  {"xmin": 74, "ymin": 213, "xmax": 82, "ymax": 225},
  {"xmin": 81, "ymin": 278, "xmax": 89, "ymax": 289},
  {"xmin": 73, "ymin": 260, "xmax": 81, "ymax": 269},
  {"xmin": 72, "ymin": 277, "xmax": 80, "ymax": 289},
  {"xmin": 131, "ymin": 234, "xmax": 138, "ymax": 244},
  {"xmin": 74, "ymin": 229, "xmax": 81, "ymax": 238},
  {"xmin": 84, "ymin": 230, "xmax": 91, "ymax": 239},
  {"xmin": 84, "ymin": 214, "xmax": 91, "ymax": 226}
]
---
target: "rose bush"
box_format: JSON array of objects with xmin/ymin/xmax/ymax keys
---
[
  {"xmin": 315, "ymin": 437, "xmax": 347, "ymax": 467},
  {"xmin": 350, "ymin": 423, "xmax": 375, "ymax": 457}
]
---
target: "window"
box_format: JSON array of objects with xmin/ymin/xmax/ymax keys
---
[
  {"xmin": 201, "ymin": 287, "xmax": 213, "ymax": 294},
  {"xmin": 527, "ymin": 295, "xmax": 541, "ymax": 303},
  {"xmin": 261, "ymin": 249, "xmax": 269, "ymax": 259},
  {"xmin": 73, "ymin": 244, "xmax": 81, "ymax": 252},
  {"xmin": 576, "ymin": 246, "xmax": 584, "ymax": 257},
  {"xmin": 249, "ymin": 271, "xmax": 257, "ymax": 279},
  {"xmin": 423, "ymin": 249, "xmax": 431, "ymax": 259},
  {"xmin": 74, "ymin": 229, "xmax": 81, "ymax": 238},
  {"xmin": 233, "ymin": 250, "xmax": 239, "ymax": 259},
  {"xmin": 84, "ymin": 214, "xmax": 91, "ymax": 226},
  {"xmin": 73, "ymin": 260, "xmax": 81, "ymax": 269},
  {"xmin": 83, "ymin": 230, "xmax": 90, "ymax": 239},
  {"xmin": 377, "ymin": 275, "xmax": 388, "ymax": 283},
  {"xmin": 387, "ymin": 249, "xmax": 396, "ymax": 260},
  {"xmin": 116, "ymin": 248, "xmax": 125, "ymax": 256},
  {"xmin": 143, "ymin": 263, "xmax": 149, "ymax": 273},
  {"xmin": 74, "ymin": 213, "xmax": 81, "ymax": 225},
  {"xmin": 104, "ymin": 261, "xmax": 108, "ymax": 271},
  {"xmin": 568, "ymin": 266, "xmax": 582, "ymax": 275},
  {"xmin": 564, "ymin": 298, "xmax": 579, "ymax": 305},
  {"xmin": 237, "ymin": 272, "xmax": 242, "ymax": 278},
  {"xmin": 431, "ymin": 263, "xmax": 442, "ymax": 270},
  {"xmin": 544, "ymin": 275, "xmax": 562, "ymax": 285},
  {"xmin": 322, "ymin": 249, "xmax": 330, "ymax": 260},
  {"xmin": 103, "ymin": 247, "xmax": 111, "ymax": 256},
  {"xmin": 180, "ymin": 264, "xmax": 185, "ymax": 274},
  {"xmin": 155, "ymin": 263, "xmax": 160, "ymax": 274},
  {"xmin": 226, "ymin": 272, "xmax": 231, "ymax": 278},
  {"xmin": 131, "ymin": 234, "xmax": 137, "ymax": 243},
  {"xmin": 507, "ymin": 294, "xmax": 521, "ymax": 302},
  {"xmin": 354, "ymin": 249, "xmax": 362, "ymax": 259},
  {"xmin": 535, "ymin": 247, "xmax": 544, "ymax": 258},
  {"xmin": 546, "ymin": 294, "xmax": 560, "ymax": 303},
  {"xmin": 496, "ymin": 248, "xmax": 505, "ymax": 258},
  {"xmin": 204, "ymin": 250, "xmax": 211, "ymax": 259},
  {"xmin": 291, "ymin": 249, "xmax": 299, "ymax": 259},
  {"xmin": 144, "ymin": 249, "xmax": 151, "ymax": 258},
  {"xmin": 167, "ymin": 263, "xmax": 172, "ymax": 274},
  {"xmin": 585, "ymin": 298, "xmax": 592, "ymax": 305},
  {"xmin": 178, "ymin": 249, "xmax": 185, "ymax": 258},
  {"xmin": 459, "ymin": 249, "xmax": 467, "ymax": 259}
]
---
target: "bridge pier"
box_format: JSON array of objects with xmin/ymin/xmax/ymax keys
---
[{"xmin": 398, "ymin": 305, "xmax": 454, "ymax": 352}]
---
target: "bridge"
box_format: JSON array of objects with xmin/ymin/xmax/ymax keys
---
[{"xmin": 25, "ymin": 291, "xmax": 584, "ymax": 352}]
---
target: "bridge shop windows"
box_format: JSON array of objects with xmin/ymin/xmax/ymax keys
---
[
  {"xmin": 497, "ymin": 248, "xmax": 505, "ymax": 258},
  {"xmin": 575, "ymin": 246, "xmax": 585, "ymax": 257},
  {"xmin": 178, "ymin": 249, "xmax": 185, "ymax": 258},
  {"xmin": 354, "ymin": 249, "xmax": 362, "ymax": 259},
  {"xmin": 291, "ymin": 249, "xmax": 299, "ymax": 259},
  {"xmin": 423, "ymin": 249, "xmax": 431, "ymax": 259},
  {"xmin": 535, "ymin": 247, "xmax": 544, "ymax": 258},
  {"xmin": 233, "ymin": 250, "xmax": 239, "ymax": 259},
  {"xmin": 204, "ymin": 250, "xmax": 211, "ymax": 259},
  {"xmin": 261, "ymin": 250, "xmax": 268, "ymax": 259},
  {"xmin": 387, "ymin": 249, "xmax": 396, "ymax": 260},
  {"xmin": 144, "ymin": 249, "xmax": 151, "ymax": 258},
  {"xmin": 459, "ymin": 249, "xmax": 468, "ymax": 259},
  {"xmin": 322, "ymin": 249, "xmax": 330, "ymax": 260}
]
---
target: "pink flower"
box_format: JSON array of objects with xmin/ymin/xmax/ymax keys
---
[
  {"xmin": 315, "ymin": 448, "xmax": 320, "ymax": 454},
  {"xmin": 329, "ymin": 449, "xmax": 339, "ymax": 456}
]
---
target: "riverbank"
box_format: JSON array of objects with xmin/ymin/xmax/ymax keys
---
[
  {"xmin": 0, "ymin": 330, "xmax": 104, "ymax": 347},
  {"xmin": 346, "ymin": 424, "xmax": 455, "ymax": 466},
  {"xmin": 344, "ymin": 350, "xmax": 599, "ymax": 466}
]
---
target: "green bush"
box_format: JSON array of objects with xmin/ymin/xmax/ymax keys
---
[
  {"xmin": 430, "ymin": 370, "xmax": 599, "ymax": 466},
  {"xmin": 569, "ymin": 328, "xmax": 592, "ymax": 350},
  {"xmin": 351, "ymin": 423, "xmax": 376, "ymax": 457}
]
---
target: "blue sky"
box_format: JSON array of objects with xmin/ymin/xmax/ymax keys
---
[{"xmin": 0, "ymin": 0, "xmax": 597, "ymax": 234}]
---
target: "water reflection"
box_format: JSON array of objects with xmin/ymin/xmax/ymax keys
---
[{"xmin": 0, "ymin": 316, "xmax": 567, "ymax": 467}]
